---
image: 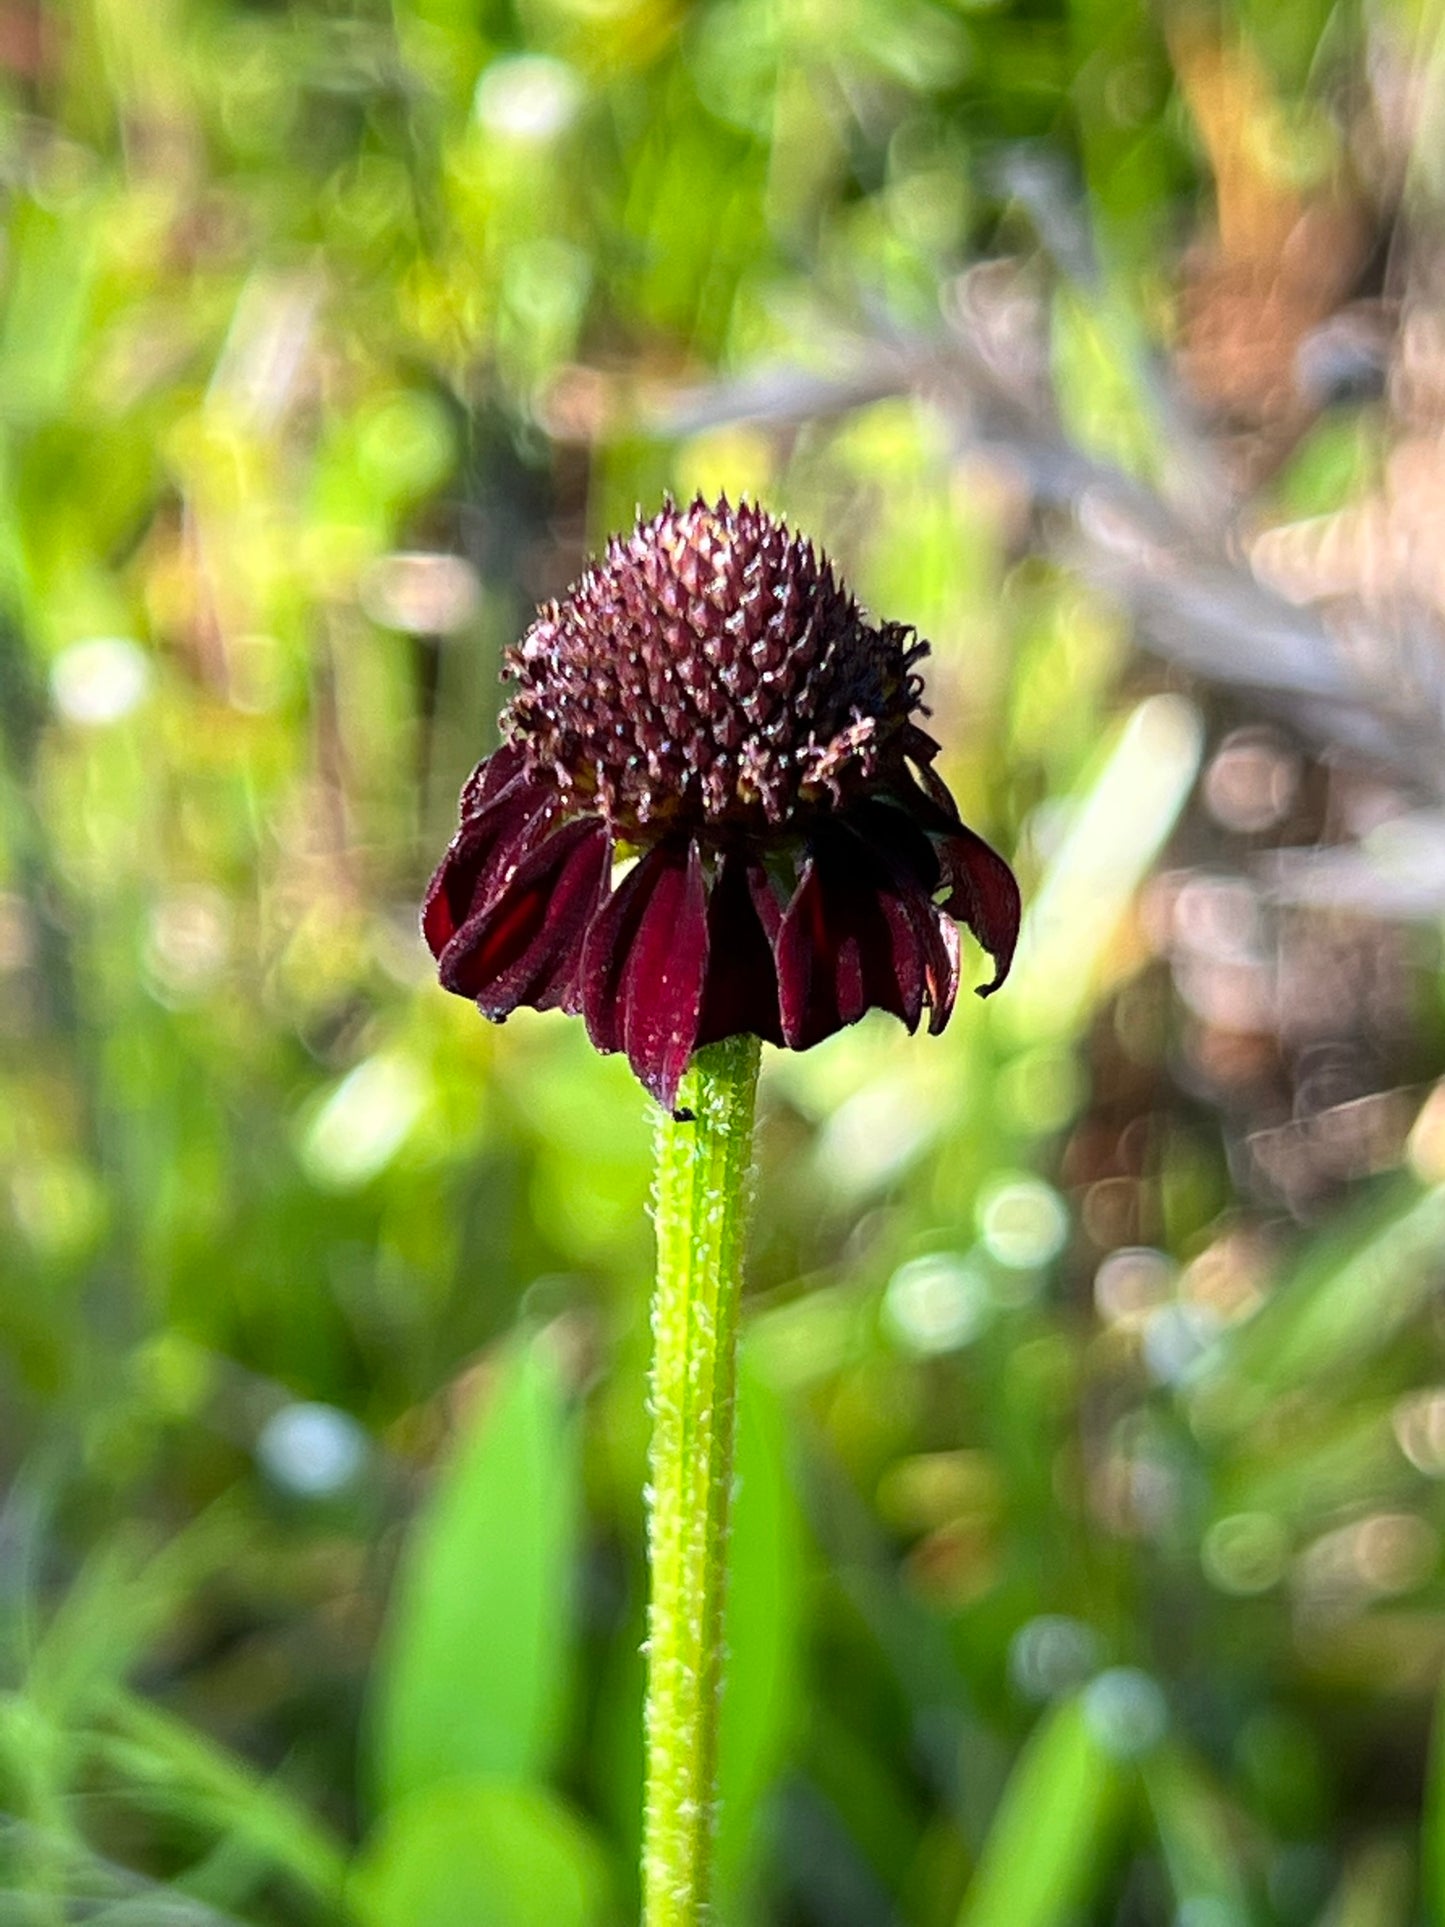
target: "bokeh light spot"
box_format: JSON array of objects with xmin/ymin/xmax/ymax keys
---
[
  {"xmin": 1393, "ymin": 1387, "xmax": 1445, "ymax": 1476},
  {"xmin": 1009, "ymin": 1614, "xmax": 1101, "ymax": 1702},
  {"xmin": 50, "ymin": 637, "xmax": 151, "ymax": 726},
  {"xmin": 883, "ymin": 1252, "xmax": 989, "ymax": 1355},
  {"xmin": 1095, "ymin": 1246, "xmax": 1176, "ymax": 1328},
  {"xmin": 1202, "ymin": 1512, "xmax": 1290, "ymax": 1595},
  {"xmin": 976, "ymin": 1175, "xmax": 1069, "ymax": 1270},
  {"xmin": 256, "ymin": 1402, "xmax": 370, "ymax": 1500},
  {"xmin": 301, "ymin": 1053, "xmax": 427, "ymax": 1190},
  {"xmin": 1083, "ymin": 1667, "xmax": 1168, "ymax": 1759},
  {"xmin": 473, "ymin": 56, "xmax": 583, "ymax": 142}
]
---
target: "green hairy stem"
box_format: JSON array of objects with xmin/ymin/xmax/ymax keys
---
[{"xmin": 643, "ymin": 1034, "xmax": 762, "ymax": 1926}]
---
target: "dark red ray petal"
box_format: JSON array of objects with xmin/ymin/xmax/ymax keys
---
[
  {"xmin": 774, "ymin": 862, "xmax": 863, "ymax": 1051},
  {"xmin": 841, "ymin": 801, "xmax": 966, "ymax": 1032},
  {"xmin": 581, "ymin": 840, "xmax": 711, "ymax": 1105},
  {"xmin": 580, "ymin": 851, "xmax": 653, "ymax": 1058},
  {"xmin": 621, "ymin": 841, "xmax": 710, "ymax": 1109},
  {"xmin": 422, "ymin": 760, "xmax": 559, "ymax": 957},
  {"xmin": 776, "ymin": 827, "xmax": 926, "ymax": 1052},
  {"xmin": 936, "ymin": 824, "xmax": 1021, "ymax": 995},
  {"xmin": 461, "ymin": 740, "xmax": 528, "ymax": 815},
  {"xmin": 438, "ymin": 818, "xmax": 611, "ymax": 1014},
  {"xmin": 882, "ymin": 891, "xmax": 926, "ymax": 1032},
  {"xmin": 918, "ymin": 901, "xmax": 961, "ymax": 1033},
  {"xmin": 696, "ymin": 849, "xmax": 784, "ymax": 1049},
  {"xmin": 900, "ymin": 721, "xmax": 943, "ymax": 768},
  {"xmin": 894, "ymin": 755, "xmax": 965, "ymax": 837},
  {"xmin": 842, "ymin": 797, "xmax": 941, "ymax": 891},
  {"xmin": 888, "ymin": 766, "xmax": 1021, "ymax": 997}
]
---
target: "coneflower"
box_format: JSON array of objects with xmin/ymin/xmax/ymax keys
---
[
  {"xmin": 421, "ymin": 496, "xmax": 1019, "ymax": 1927},
  {"xmin": 423, "ymin": 495, "xmax": 1019, "ymax": 1107}
]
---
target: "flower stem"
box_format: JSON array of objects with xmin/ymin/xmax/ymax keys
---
[{"xmin": 645, "ymin": 1032, "xmax": 762, "ymax": 1927}]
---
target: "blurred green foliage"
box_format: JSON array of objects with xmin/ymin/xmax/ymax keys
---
[{"xmin": 3, "ymin": 0, "xmax": 1445, "ymax": 1921}]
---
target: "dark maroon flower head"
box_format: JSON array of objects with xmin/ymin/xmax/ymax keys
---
[{"xmin": 423, "ymin": 497, "xmax": 1020, "ymax": 1109}]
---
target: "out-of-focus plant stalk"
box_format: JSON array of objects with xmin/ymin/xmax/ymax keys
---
[{"xmin": 644, "ymin": 1033, "xmax": 761, "ymax": 1926}]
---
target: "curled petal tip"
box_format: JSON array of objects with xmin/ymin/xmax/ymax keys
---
[{"xmin": 935, "ymin": 823, "xmax": 1020, "ymax": 991}]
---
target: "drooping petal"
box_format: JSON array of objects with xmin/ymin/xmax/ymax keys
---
[
  {"xmin": 438, "ymin": 817, "xmax": 611, "ymax": 1016},
  {"xmin": 917, "ymin": 902, "xmax": 961, "ymax": 1033},
  {"xmin": 890, "ymin": 768, "xmax": 1021, "ymax": 996},
  {"xmin": 625, "ymin": 843, "xmax": 711, "ymax": 1106},
  {"xmin": 581, "ymin": 839, "xmax": 710, "ymax": 1107},
  {"xmin": 776, "ymin": 825, "xmax": 926, "ymax": 1052},
  {"xmin": 696, "ymin": 849, "xmax": 783, "ymax": 1049},
  {"xmin": 840, "ymin": 799, "xmax": 962, "ymax": 1033},
  {"xmin": 936, "ymin": 824, "xmax": 1021, "ymax": 995},
  {"xmin": 901, "ymin": 743, "xmax": 959, "ymax": 825},
  {"xmin": 579, "ymin": 855, "xmax": 645, "ymax": 1058},
  {"xmin": 422, "ymin": 750, "xmax": 558, "ymax": 957}
]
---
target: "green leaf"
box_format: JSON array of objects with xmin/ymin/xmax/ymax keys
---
[
  {"xmin": 26, "ymin": 1509, "xmax": 241, "ymax": 1726},
  {"xmin": 955, "ymin": 1698, "xmax": 1130, "ymax": 1927},
  {"xmin": 368, "ymin": 1333, "xmax": 579, "ymax": 1810},
  {"xmin": 352, "ymin": 1779, "xmax": 610, "ymax": 1927},
  {"xmin": 1222, "ymin": 1181, "xmax": 1445, "ymax": 1404},
  {"xmin": 93, "ymin": 1687, "xmax": 351, "ymax": 1906},
  {"xmin": 1423, "ymin": 1668, "xmax": 1445, "ymax": 1927},
  {"xmin": 1326, "ymin": 1837, "xmax": 1413, "ymax": 1927},
  {"xmin": 0, "ymin": 198, "xmax": 101, "ymax": 427},
  {"xmin": 1145, "ymin": 1743, "xmax": 1255, "ymax": 1926}
]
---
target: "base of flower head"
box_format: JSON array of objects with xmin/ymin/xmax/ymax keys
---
[{"xmin": 424, "ymin": 746, "xmax": 1020, "ymax": 1111}]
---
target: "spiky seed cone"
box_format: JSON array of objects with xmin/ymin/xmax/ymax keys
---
[{"xmin": 503, "ymin": 497, "xmax": 927, "ymax": 834}]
